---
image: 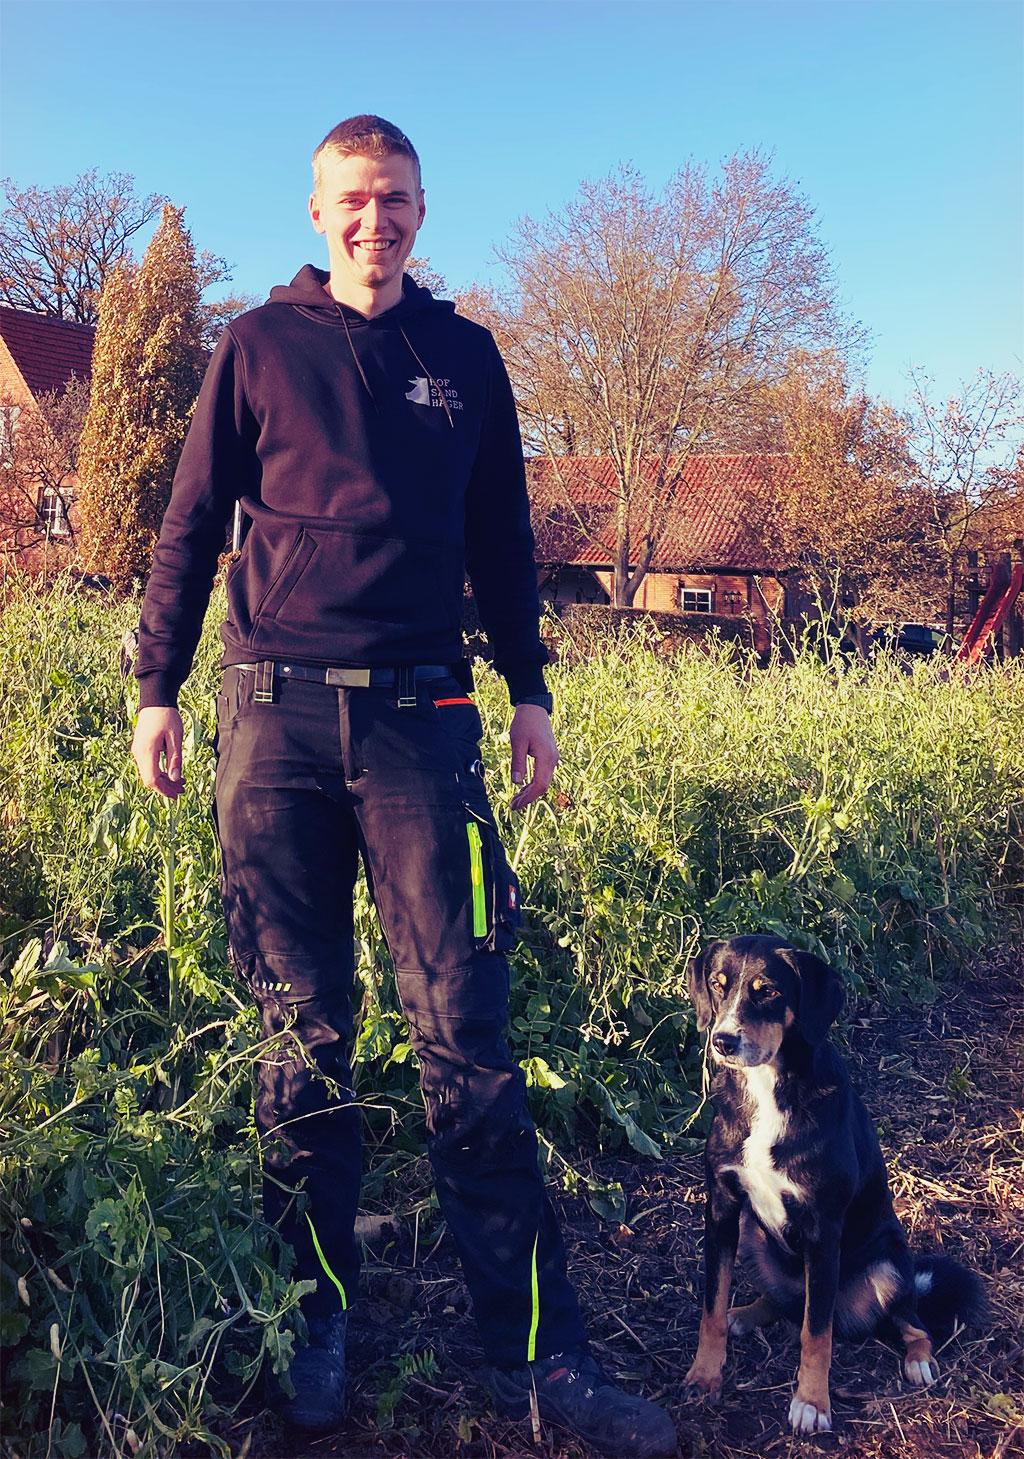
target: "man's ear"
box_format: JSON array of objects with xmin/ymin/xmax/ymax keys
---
[
  {"xmin": 309, "ymin": 192, "xmax": 325, "ymax": 234},
  {"xmin": 687, "ymin": 942, "xmax": 723, "ymax": 1032},
  {"xmin": 782, "ymin": 948, "xmax": 844, "ymax": 1044}
]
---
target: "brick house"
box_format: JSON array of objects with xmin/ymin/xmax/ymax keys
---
[
  {"xmin": 527, "ymin": 453, "xmax": 790, "ymax": 624},
  {"xmin": 0, "ymin": 305, "xmax": 94, "ymax": 571}
]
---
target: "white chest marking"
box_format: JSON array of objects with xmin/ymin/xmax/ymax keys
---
[{"xmin": 722, "ymin": 1066, "xmax": 802, "ymax": 1238}]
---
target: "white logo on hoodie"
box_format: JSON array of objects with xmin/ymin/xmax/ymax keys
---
[{"xmin": 405, "ymin": 377, "xmax": 431, "ymax": 406}]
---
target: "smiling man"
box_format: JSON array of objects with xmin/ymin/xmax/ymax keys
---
[{"xmin": 130, "ymin": 116, "xmax": 675, "ymax": 1458}]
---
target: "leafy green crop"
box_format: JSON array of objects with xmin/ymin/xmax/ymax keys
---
[{"xmin": 2, "ymin": 579, "xmax": 1022, "ymax": 1455}]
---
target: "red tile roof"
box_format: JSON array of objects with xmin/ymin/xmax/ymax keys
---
[
  {"xmin": 527, "ymin": 454, "xmax": 789, "ymax": 572},
  {"xmin": 0, "ymin": 307, "xmax": 94, "ymax": 396}
]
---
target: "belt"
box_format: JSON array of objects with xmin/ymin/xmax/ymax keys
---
[{"xmin": 230, "ymin": 660, "xmax": 451, "ymax": 706}]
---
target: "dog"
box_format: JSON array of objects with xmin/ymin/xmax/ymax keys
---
[{"xmin": 683, "ymin": 934, "xmax": 985, "ymax": 1434}]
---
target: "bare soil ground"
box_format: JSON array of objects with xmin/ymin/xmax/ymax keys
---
[{"xmin": 239, "ymin": 949, "xmax": 1023, "ymax": 1459}]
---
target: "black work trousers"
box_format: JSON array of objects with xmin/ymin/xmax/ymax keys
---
[{"xmin": 213, "ymin": 666, "xmax": 586, "ymax": 1366}]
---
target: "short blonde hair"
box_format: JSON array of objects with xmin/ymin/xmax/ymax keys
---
[{"xmin": 312, "ymin": 115, "xmax": 421, "ymax": 193}]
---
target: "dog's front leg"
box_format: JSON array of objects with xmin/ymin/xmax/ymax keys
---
[
  {"xmin": 684, "ymin": 1182, "xmax": 741, "ymax": 1403},
  {"xmin": 789, "ymin": 1227, "xmax": 841, "ymax": 1433}
]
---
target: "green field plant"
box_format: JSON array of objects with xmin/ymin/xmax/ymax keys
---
[{"xmin": 2, "ymin": 578, "xmax": 1022, "ymax": 1455}]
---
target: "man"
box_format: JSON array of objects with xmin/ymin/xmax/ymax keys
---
[{"xmin": 131, "ymin": 116, "xmax": 675, "ymax": 1458}]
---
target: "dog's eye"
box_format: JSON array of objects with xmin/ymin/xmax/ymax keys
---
[
  {"xmin": 710, "ymin": 974, "xmax": 727, "ymax": 994},
  {"xmin": 750, "ymin": 980, "xmax": 778, "ymax": 1000}
]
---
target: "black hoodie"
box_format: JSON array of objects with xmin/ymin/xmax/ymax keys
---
[{"xmin": 135, "ymin": 266, "xmax": 548, "ymax": 707}]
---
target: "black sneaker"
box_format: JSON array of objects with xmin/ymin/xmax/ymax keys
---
[
  {"xmin": 492, "ymin": 1351, "xmax": 677, "ymax": 1457},
  {"xmin": 275, "ymin": 1311, "xmax": 347, "ymax": 1435}
]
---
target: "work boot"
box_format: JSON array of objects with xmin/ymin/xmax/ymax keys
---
[
  {"xmin": 275, "ymin": 1311, "xmax": 347, "ymax": 1434},
  {"xmin": 492, "ymin": 1351, "xmax": 677, "ymax": 1457}
]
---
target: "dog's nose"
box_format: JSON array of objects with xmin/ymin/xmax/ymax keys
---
[{"xmin": 712, "ymin": 1031, "xmax": 741, "ymax": 1057}]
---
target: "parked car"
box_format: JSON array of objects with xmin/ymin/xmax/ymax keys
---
[{"xmin": 871, "ymin": 623, "xmax": 948, "ymax": 656}]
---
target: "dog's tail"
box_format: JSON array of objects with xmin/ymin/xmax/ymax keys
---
[{"xmin": 913, "ymin": 1255, "xmax": 987, "ymax": 1343}]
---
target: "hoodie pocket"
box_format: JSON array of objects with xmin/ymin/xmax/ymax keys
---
[
  {"xmin": 254, "ymin": 529, "xmax": 317, "ymax": 621},
  {"xmin": 233, "ymin": 497, "xmax": 461, "ymax": 659}
]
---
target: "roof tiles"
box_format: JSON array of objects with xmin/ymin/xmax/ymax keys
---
[
  {"xmin": 528, "ymin": 454, "xmax": 787, "ymax": 572},
  {"xmin": 0, "ymin": 307, "xmax": 94, "ymax": 397}
]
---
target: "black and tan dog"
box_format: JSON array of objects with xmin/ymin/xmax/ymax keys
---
[{"xmin": 684, "ymin": 935, "xmax": 985, "ymax": 1434}]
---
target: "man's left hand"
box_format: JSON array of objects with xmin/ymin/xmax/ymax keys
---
[{"xmin": 509, "ymin": 703, "xmax": 558, "ymax": 810}]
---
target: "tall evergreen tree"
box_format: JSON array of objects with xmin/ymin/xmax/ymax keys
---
[{"xmin": 77, "ymin": 205, "xmax": 205, "ymax": 588}]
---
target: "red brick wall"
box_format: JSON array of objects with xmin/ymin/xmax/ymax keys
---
[{"xmin": 587, "ymin": 568, "xmax": 784, "ymax": 618}]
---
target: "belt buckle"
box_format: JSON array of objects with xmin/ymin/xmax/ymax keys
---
[{"xmin": 324, "ymin": 667, "xmax": 371, "ymax": 688}]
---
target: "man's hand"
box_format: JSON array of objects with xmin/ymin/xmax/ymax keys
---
[
  {"xmin": 509, "ymin": 703, "xmax": 558, "ymax": 810},
  {"xmin": 132, "ymin": 706, "xmax": 185, "ymax": 799}
]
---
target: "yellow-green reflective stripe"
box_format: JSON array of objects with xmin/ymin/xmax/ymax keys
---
[
  {"xmin": 467, "ymin": 822, "xmax": 486, "ymax": 938},
  {"xmin": 527, "ymin": 1231, "xmax": 540, "ymax": 1361},
  {"xmin": 306, "ymin": 1214, "xmax": 347, "ymax": 1310}
]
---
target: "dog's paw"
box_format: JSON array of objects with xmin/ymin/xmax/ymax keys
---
[
  {"xmin": 905, "ymin": 1356, "xmax": 939, "ymax": 1387},
  {"xmin": 789, "ymin": 1395, "xmax": 832, "ymax": 1433},
  {"xmin": 683, "ymin": 1363, "xmax": 724, "ymax": 1404}
]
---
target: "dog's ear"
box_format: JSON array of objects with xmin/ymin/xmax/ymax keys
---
[
  {"xmin": 782, "ymin": 948, "xmax": 844, "ymax": 1043},
  {"xmin": 687, "ymin": 942, "xmax": 723, "ymax": 1032}
]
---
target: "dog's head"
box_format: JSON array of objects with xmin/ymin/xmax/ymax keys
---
[{"xmin": 688, "ymin": 935, "xmax": 844, "ymax": 1067}]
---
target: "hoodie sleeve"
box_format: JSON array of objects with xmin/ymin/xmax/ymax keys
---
[
  {"xmin": 135, "ymin": 328, "xmax": 260, "ymax": 708},
  {"xmin": 464, "ymin": 338, "xmax": 549, "ymax": 702}
]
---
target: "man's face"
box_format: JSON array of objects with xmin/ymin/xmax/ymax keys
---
[{"xmin": 309, "ymin": 150, "xmax": 424, "ymax": 305}]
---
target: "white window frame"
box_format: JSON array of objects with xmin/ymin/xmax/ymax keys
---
[
  {"xmin": 39, "ymin": 487, "xmax": 71, "ymax": 537},
  {"xmin": 0, "ymin": 404, "xmax": 20, "ymax": 465},
  {"xmin": 680, "ymin": 587, "xmax": 713, "ymax": 614}
]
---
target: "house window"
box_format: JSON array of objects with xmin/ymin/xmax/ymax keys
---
[
  {"xmin": 0, "ymin": 405, "xmax": 20, "ymax": 465},
  {"xmin": 680, "ymin": 587, "xmax": 713, "ymax": 613},
  {"xmin": 39, "ymin": 488, "xmax": 70, "ymax": 537}
]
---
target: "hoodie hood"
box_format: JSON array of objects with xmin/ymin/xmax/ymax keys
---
[{"xmin": 266, "ymin": 264, "xmax": 455, "ymax": 326}]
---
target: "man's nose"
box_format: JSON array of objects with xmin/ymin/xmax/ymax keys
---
[{"xmin": 360, "ymin": 199, "xmax": 386, "ymax": 230}]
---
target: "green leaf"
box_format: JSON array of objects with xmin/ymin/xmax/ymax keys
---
[
  {"xmin": 10, "ymin": 1344, "xmax": 57, "ymax": 1393},
  {"xmin": 592, "ymin": 1084, "xmax": 661, "ymax": 1160},
  {"xmin": 84, "ymin": 1197, "xmax": 121, "ymax": 1241},
  {"xmin": 585, "ymin": 1179, "xmax": 627, "ymax": 1223}
]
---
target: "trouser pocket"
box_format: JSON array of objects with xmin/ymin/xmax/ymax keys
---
[{"xmin": 465, "ymin": 807, "xmax": 522, "ymax": 952}]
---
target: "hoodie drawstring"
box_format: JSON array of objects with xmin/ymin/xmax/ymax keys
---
[{"xmin": 335, "ymin": 302, "xmax": 380, "ymax": 414}]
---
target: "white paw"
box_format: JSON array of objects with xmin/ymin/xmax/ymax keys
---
[
  {"xmin": 727, "ymin": 1312, "xmax": 748, "ymax": 1336},
  {"xmin": 789, "ymin": 1396, "xmax": 832, "ymax": 1433},
  {"xmin": 906, "ymin": 1357, "xmax": 938, "ymax": 1386}
]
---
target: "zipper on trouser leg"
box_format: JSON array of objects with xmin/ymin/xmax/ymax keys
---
[
  {"xmin": 306, "ymin": 1214, "xmax": 348, "ymax": 1310},
  {"xmin": 466, "ymin": 821, "xmax": 487, "ymax": 938}
]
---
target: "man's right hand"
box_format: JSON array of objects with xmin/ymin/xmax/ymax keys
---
[{"xmin": 132, "ymin": 706, "xmax": 185, "ymax": 799}]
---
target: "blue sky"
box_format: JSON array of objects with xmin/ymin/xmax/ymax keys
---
[{"xmin": 1, "ymin": 0, "xmax": 1021, "ymax": 412}]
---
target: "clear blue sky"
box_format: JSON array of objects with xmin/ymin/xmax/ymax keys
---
[{"xmin": 1, "ymin": 0, "xmax": 1021, "ymax": 412}]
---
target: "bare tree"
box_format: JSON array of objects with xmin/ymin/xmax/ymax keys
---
[
  {"xmin": 0, "ymin": 171, "xmax": 165, "ymax": 323},
  {"xmin": 910, "ymin": 368, "xmax": 1024, "ymax": 633},
  {"xmin": 751, "ymin": 353, "xmax": 939, "ymax": 636},
  {"xmin": 0, "ymin": 172, "xmax": 255, "ymax": 346},
  {"xmin": 406, "ymin": 256, "xmax": 448, "ymax": 296},
  {"xmin": 0, "ymin": 376, "xmax": 90, "ymax": 569},
  {"xmin": 483, "ymin": 155, "xmax": 858, "ymax": 605}
]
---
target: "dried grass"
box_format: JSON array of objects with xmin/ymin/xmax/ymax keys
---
[{"xmin": 240, "ymin": 948, "xmax": 1023, "ymax": 1459}]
